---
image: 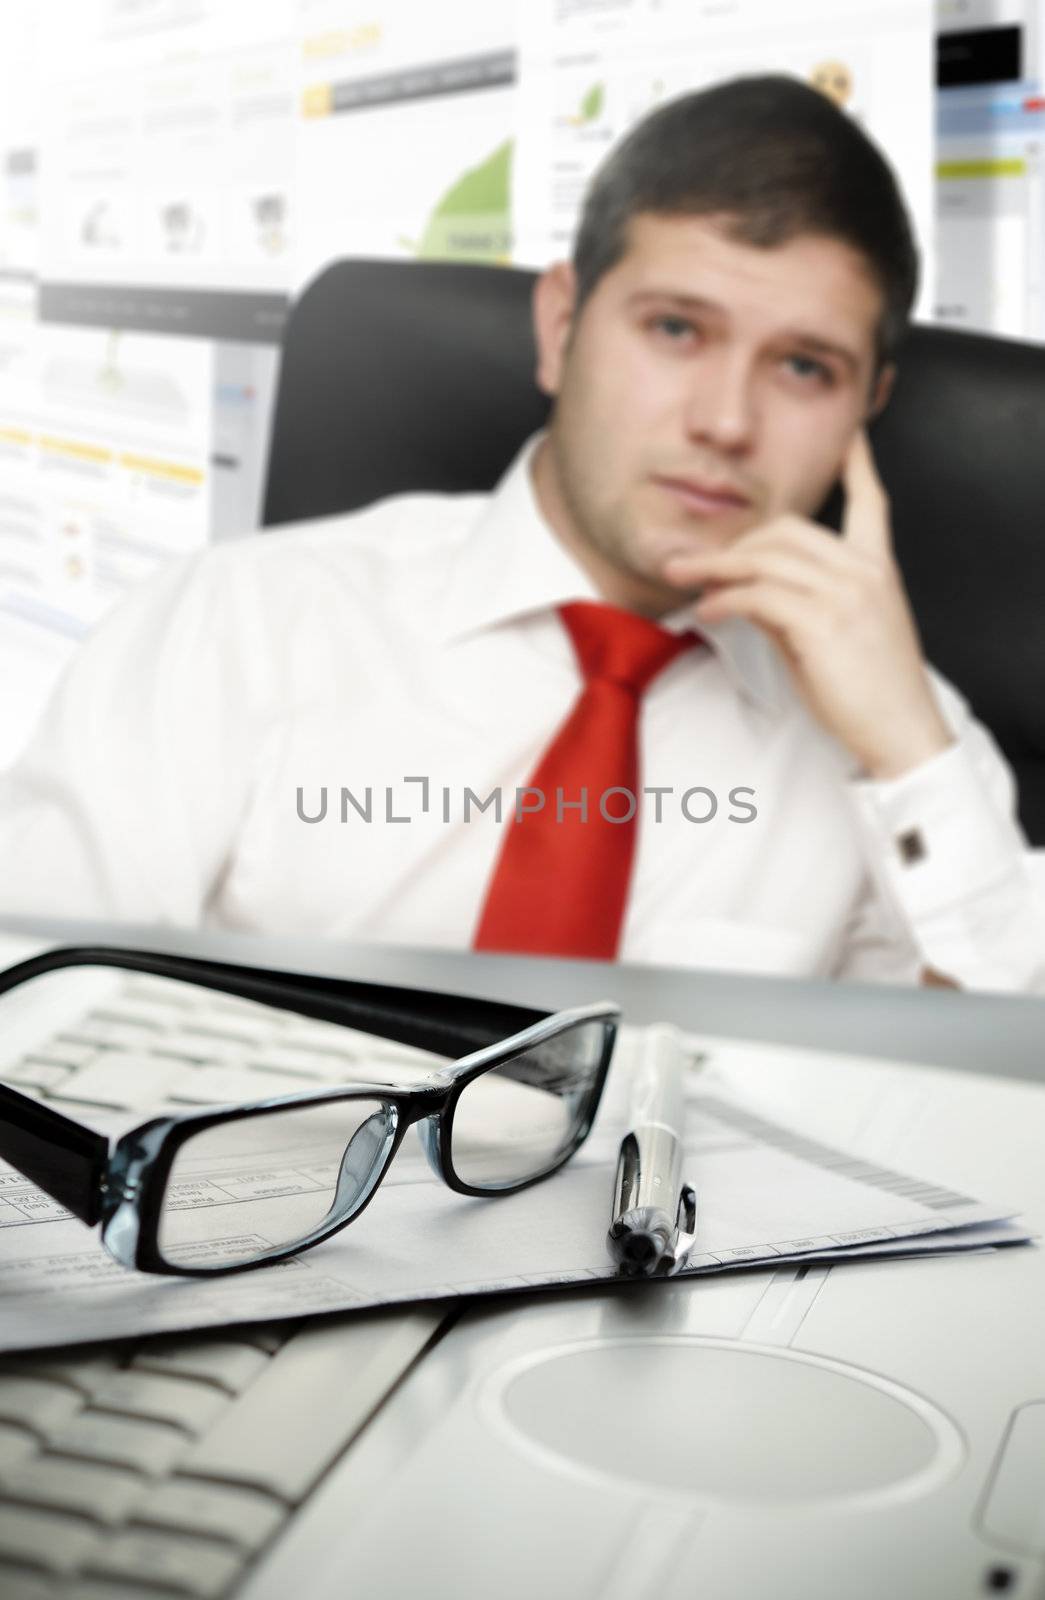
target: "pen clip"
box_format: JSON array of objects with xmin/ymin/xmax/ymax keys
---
[{"xmin": 666, "ymin": 1183, "xmax": 698, "ymax": 1276}]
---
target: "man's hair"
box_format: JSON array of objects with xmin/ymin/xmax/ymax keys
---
[{"xmin": 571, "ymin": 74, "xmax": 919, "ymax": 369}]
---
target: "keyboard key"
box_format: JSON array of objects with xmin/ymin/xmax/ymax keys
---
[
  {"xmin": 259, "ymin": 1045, "xmax": 434, "ymax": 1085},
  {"xmin": 3, "ymin": 1060, "xmax": 73, "ymax": 1093},
  {"xmin": 78, "ymin": 1016, "xmax": 166, "ymax": 1049},
  {"xmin": 122, "ymin": 976, "xmax": 201, "ymax": 1011},
  {"xmin": 0, "ymin": 1504, "xmax": 100, "ymax": 1574},
  {"xmin": 0, "ymin": 1571, "xmax": 57, "ymax": 1600},
  {"xmin": 0, "ymin": 1379, "xmax": 81, "ymax": 1438},
  {"xmin": 14, "ymin": 1350, "xmax": 124, "ymax": 1397},
  {"xmin": 89, "ymin": 1373, "xmax": 226, "ymax": 1435},
  {"xmin": 134, "ymin": 1479, "xmax": 283, "ymax": 1550},
  {"xmin": 83, "ymin": 1530, "xmax": 242, "ymax": 1597},
  {"xmin": 153, "ymin": 1034, "xmax": 251, "ymax": 1067},
  {"xmin": 179, "ymin": 1309, "xmax": 443, "ymax": 1503},
  {"xmin": 271, "ymin": 1026, "xmax": 363, "ymax": 1058},
  {"xmin": 90, "ymin": 1002, "xmax": 171, "ymax": 1032},
  {"xmin": 365, "ymin": 1038, "xmax": 446, "ymax": 1068},
  {"xmin": 248, "ymin": 1043, "xmax": 357, "ymax": 1078},
  {"xmin": 238, "ymin": 1326, "xmax": 288, "ymax": 1354},
  {"xmin": 131, "ymin": 1341, "xmax": 271, "ymax": 1396},
  {"xmin": 57, "ymin": 1019, "xmax": 154, "ymax": 1051},
  {"xmin": 47, "ymin": 1413, "xmax": 188, "ymax": 1476},
  {"xmin": 190, "ymin": 998, "xmax": 291, "ymax": 1032},
  {"xmin": 3, "ymin": 1458, "xmax": 146, "ymax": 1526},
  {"xmin": 248, "ymin": 1061, "xmax": 331, "ymax": 1085},
  {"xmin": 178, "ymin": 1019, "xmax": 273, "ymax": 1050},
  {"xmin": 49, "ymin": 1053, "xmax": 188, "ymax": 1111},
  {"xmin": 74, "ymin": 1584, "xmax": 210, "ymax": 1600},
  {"xmin": 0, "ymin": 1421, "xmax": 36, "ymax": 1473},
  {"xmin": 166, "ymin": 1067, "xmax": 318, "ymax": 1106},
  {"xmin": 24, "ymin": 1040, "xmax": 98, "ymax": 1070}
]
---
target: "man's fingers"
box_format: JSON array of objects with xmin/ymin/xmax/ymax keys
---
[
  {"xmin": 841, "ymin": 428, "xmax": 891, "ymax": 553},
  {"xmin": 668, "ymin": 545, "xmax": 847, "ymax": 600},
  {"xmin": 694, "ymin": 580, "xmax": 815, "ymax": 643}
]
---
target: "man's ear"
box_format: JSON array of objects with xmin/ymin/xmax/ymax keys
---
[
  {"xmin": 867, "ymin": 361, "xmax": 896, "ymax": 420},
  {"xmin": 532, "ymin": 260, "xmax": 578, "ymax": 397}
]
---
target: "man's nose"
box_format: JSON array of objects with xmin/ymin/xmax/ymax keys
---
[{"xmin": 682, "ymin": 351, "xmax": 757, "ymax": 455}]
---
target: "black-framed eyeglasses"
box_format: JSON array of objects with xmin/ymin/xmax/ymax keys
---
[{"xmin": 0, "ymin": 945, "xmax": 619, "ymax": 1277}]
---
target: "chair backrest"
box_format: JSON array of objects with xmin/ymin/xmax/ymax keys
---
[{"xmin": 263, "ymin": 258, "xmax": 1045, "ymax": 844}]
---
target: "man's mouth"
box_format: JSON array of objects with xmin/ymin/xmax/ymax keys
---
[{"xmin": 652, "ymin": 474, "xmax": 752, "ymax": 515}]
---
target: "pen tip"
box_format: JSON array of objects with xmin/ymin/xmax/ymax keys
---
[{"xmin": 621, "ymin": 1228, "xmax": 669, "ymax": 1272}]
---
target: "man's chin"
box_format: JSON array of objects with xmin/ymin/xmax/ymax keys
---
[
  {"xmin": 647, "ymin": 529, "xmax": 731, "ymax": 577},
  {"xmin": 617, "ymin": 553, "xmax": 704, "ymax": 616},
  {"xmin": 652, "ymin": 563, "xmax": 704, "ymax": 601}
]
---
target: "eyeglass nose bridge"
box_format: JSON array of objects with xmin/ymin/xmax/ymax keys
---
[{"xmin": 415, "ymin": 1112, "xmax": 444, "ymax": 1181}]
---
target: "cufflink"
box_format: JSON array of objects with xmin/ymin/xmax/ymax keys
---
[{"xmin": 897, "ymin": 827, "xmax": 927, "ymax": 865}]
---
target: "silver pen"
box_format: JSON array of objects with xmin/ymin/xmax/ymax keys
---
[{"xmin": 607, "ymin": 1023, "xmax": 696, "ymax": 1278}]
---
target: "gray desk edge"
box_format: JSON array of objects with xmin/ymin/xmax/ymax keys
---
[{"xmin": 2, "ymin": 914, "xmax": 1042, "ymax": 1085}]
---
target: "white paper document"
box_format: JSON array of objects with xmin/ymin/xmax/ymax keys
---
[{"xmin": 0, "ymin": 1028, "xmax": 1032, "ymax": 1353}]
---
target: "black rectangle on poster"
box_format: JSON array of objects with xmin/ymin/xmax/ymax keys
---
[{"xmin": 937, "ymin": 25, "xmax": 1023, "ymax": 87}]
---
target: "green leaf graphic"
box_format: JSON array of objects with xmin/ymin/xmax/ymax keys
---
[
  {"xmin": 409, "ymin": 138, "xmax": 513, "ymax": 264},
  {"xmin": 580, "ymin": 83, "xmax": 604, "ymax": 122}
]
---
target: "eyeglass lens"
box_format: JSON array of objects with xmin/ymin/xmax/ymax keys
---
[
  {"xmin": 449, "ymin": 1017, "xmax": 609, "ymax": 1189},
  {"xmin": 156, "ymin": 1097, "xmax": 396, "ymax": 1269}
]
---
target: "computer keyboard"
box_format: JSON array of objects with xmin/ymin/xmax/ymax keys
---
[
  {"xmin": 0, "ymin": 963, "xmax": 456, "ymax": 1596},
  {"xmin": 7, "ymin": 970, "xmax": 444, "ymax": 1118},
  {"xmin": 0, "ymin": 1305, "xmax": 446, "ymax": 1597}
]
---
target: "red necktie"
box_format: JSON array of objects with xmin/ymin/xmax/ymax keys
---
[{"xmin": 472, "ymin": 601, "xmax": 700, "ymax": 960}]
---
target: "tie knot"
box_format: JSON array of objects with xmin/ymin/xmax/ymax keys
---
[{"xmin": 559, "ymin": 601, "xmax": 700, "ymax": 695}]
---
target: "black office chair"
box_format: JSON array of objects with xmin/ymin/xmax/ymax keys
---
[{"xmin": 262, "ymin": 258, "xmax": 1045, "ymax": 843}]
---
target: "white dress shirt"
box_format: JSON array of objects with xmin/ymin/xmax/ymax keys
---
[{"xmin": 1, "ymin": 430, "xmax": 1043, "ymax": 992}]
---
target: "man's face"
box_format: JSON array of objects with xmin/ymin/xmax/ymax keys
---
[{"xmin": 531, "ymin": 212, "xmax": 892, "ymax": 614}]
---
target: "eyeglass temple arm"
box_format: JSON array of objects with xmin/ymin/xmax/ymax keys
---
[
  {"xmin": 0, "ymin": 1080, "xmax": 108, "ymax": 1225},
  {"xmin": 0, "ymin": 946, "xmax": 550, "ymax": 1059}
]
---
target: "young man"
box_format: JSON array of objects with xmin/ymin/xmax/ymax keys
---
[{"xmin": 0, "ymin": 76, "xmax": 1041, "ymax": 990}]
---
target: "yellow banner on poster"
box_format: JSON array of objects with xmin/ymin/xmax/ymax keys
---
[
  {"xmin": 40, "ymin": 436, "xmax": 113, "ymax": 464},
  {"xmin": 119, "ymin": 453, "xmax": 204, "ymax": 485},
  {"xmin": 936, "ymin": 158, "xmax": 1026, "ymax": 179}
]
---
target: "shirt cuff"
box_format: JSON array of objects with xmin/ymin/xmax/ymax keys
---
[{"xmin": 845, "ymin": 732, "xmax": 1044, "ymax": 992}]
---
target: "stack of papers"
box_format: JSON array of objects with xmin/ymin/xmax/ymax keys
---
[{"xmin": 0, "ymin": 1026, "xmax": 1032, "ymax": 1354}]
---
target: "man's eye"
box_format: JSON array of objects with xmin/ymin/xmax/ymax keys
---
[
  {"xmin": 784, "ymin": 354, "xmax": 832, "ymax": 384},
  {"xmin": 650, "ymin": 315, "xmax": 697, "ymax": 342}
]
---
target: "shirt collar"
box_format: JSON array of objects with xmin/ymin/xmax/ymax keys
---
[{"xmin": 436, "ymin": 428, "xmax": 790, "ymax": 714}]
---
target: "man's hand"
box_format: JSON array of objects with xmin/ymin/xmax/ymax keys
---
[
  {"xmin": 922, "ymin": 966, "xmax": 960, "ymax": 988},
  {"xmin": 664, "ymin": 430, "xmax": 955, "ymax": 780}
]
